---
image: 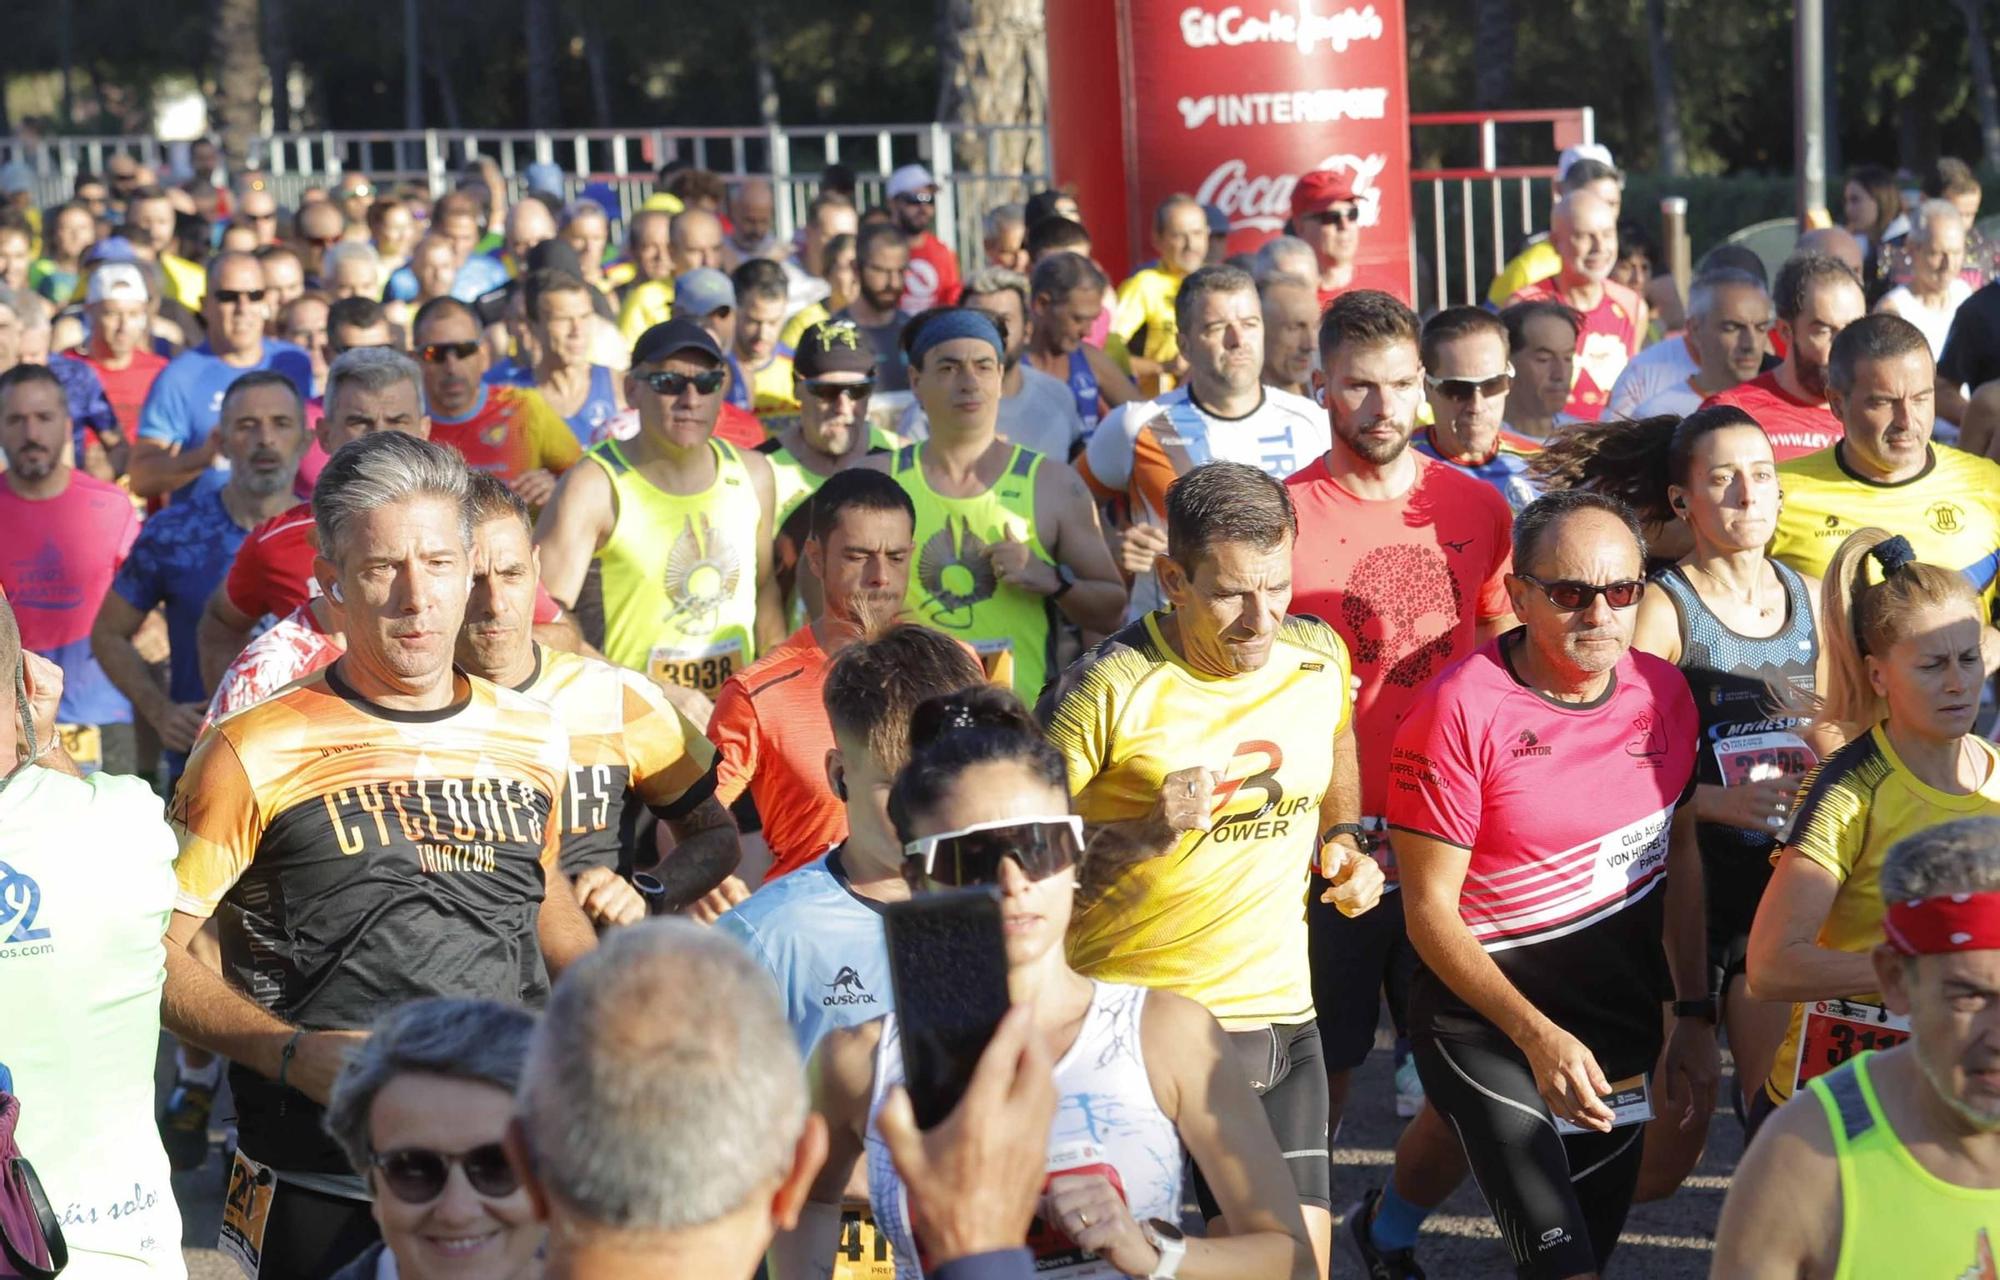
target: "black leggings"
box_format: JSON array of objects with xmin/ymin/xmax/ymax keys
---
[
  {"xmin": 1414, "ymin": 1034, "xmax": 1645, "ymax": 1280},
  {"xmin": 253, "ymin": 1180, "xmax": 379, "ymax": 1279}
]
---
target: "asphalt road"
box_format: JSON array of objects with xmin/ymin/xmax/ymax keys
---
[{"xmin": 167, "ymin": 1026, "xmax": 1736, "ymax": 1278}]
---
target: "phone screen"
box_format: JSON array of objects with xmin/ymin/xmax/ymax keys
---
[{"xmin": 883, "ymin": 886, "xmax": 1012, "ymax": 1130}]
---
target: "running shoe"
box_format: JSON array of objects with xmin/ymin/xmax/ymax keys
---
[
  {"xmin": 159, "ymin": 1076, "xmax": 215, "ymax": 1171},
  {"xmin": 1341, "ymin": 1189, "xmax": 1428, "ymax": 1280}
]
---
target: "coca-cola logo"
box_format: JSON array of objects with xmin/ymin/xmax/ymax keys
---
[
  {"xmin": 1196, "ymin": 153, "xmax": 1389, "ymax": 233},
  {"xmin": 1180, "ymin": 3, "xmax": 1385, "ymax": 56}
]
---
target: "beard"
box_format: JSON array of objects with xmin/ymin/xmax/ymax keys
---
[
  {"xmin": 1795, "ymin": 351, "xmax": 1830, "ymax": 400},
  {"xmin": 1334, "ymin": 409, "xmax": 1415, "ymax": 466}
]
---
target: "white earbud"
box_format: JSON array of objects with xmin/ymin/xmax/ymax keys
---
[{"xmin": 330, "ymin": 582, "xmax": 345, "ymax": 603}]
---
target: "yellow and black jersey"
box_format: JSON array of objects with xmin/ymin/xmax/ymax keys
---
[
  {"xmin": 1038, "ymin": 611, "xmax": 1352, "ymax": 1027},
  {"xmin": 517, "ymin": 643, "xmax": 720, "ymax": 876}
]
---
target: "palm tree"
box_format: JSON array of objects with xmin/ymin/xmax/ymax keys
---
[
  {"xmin": 210, "ymin": 0, "xmax": 264, "ymax": 172},
  {"xmin": 935, "ymin": 0, "xmax": 1046, "ymax": 178}
]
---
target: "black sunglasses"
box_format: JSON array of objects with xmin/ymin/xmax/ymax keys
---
[
  {"xmin": 1517, "ymin": 575, "xmax": 1646, "ymax": 611},
  {"xmin": 904, "ymin": 816, "xmax": 1083, "ymax": 887},
  {"xmin": 371, "ymin": 1143, "xmax": 519, "ymax": 1204},
  {"xmin": 214, "ymin": 288, "xmax": 267, "ymax": 305},
  {"xmin": 417, "ymin": 341, "xmax": 483, "ymax": 364},
  {"xmin": 639, "ymin": 369, "xmax": 726, "ymax": 396},
  {"xmin": 896, "ymin": 191, "xmax": 936, "ymax": 206},
  {"xmin": 1426, "ymin": 370, "xmax": 1513, "ymax": 401},
  {"xmin": 1313, "ymin": 206, "xmax": 1361, "ymax": 228},
  {"xmin": 804, "ymin": 378, "xmax": 874, "ymax": 403}
]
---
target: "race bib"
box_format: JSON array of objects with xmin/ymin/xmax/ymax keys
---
[
  {"xmin": 831, "ymin": 1207, "xmax": 896, "ymax": 1280},
  {"xmin": 55, "ymin": 723, "xmax": 102, "ymax": 776},
  {"xmin": 218, "ymin": 1149, "xmax": 277, "ymax": 1278},
  {"xmin": 1023, "ymin": 1143, "xmax": 1131, "ymax": 1275},
  {"xmin": 1554, "ymin": 1073, "xmax": 1655, "ymax": 1136},
  {"xmin": 1714, "ymin": 731, "xmax": 1817, "ymax": 789},
  {"xmin": 1793, "ymin": 998, "xmax": 1911, "ymax": 1094},
  {"xmin": 648, "ymin": 638, "xmax": 747, "ymax": 696},
  {"xmin": 973, "ymin": 638, "xmax": 1015, "ymax": 689}
]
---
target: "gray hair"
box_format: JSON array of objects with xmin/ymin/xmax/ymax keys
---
[
  {"xmin": 324, "ymin": 998, "xmax": 536, "ymax": 1177},
  {"xmin": 983, "ymin": 203, "xmax": 1025, "ymax": 240},
  {"xmin": 325, "ymin": 346, "xmax": 424, "ymax": 419},
  {"xmin": 313, "ymin": 430, "xmax": 472, "ymax": 562},
  {"xmin": 321, "ymin": 240, "xmax": 381, "ymax": 281},
  {"xmin": 1909, "ymin": 198, "xmax": 1966, "ymax": 247},
  {"xmin": 961, "ymin": 265, "xmax": 1029, "ymax": 309},
  {"xmin": 1252, "ymin": 235, "xmax": 1316, "ymax": 284},
  {"xmin": 560, "ymin": 200, "xmax": 609, "ymax": 230},
  {"xmin": 517, "ymin": 921, "xmax": 806, "ymax": 1233},
  {"xmin": 1881, "ymin": 817, "xmax": 2000, "ymax": 903},
  {"xmin": 1686, "ymin": 267, "xmax": 1769, "ymax": 323}
]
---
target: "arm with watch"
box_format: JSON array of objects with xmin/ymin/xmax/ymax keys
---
[{"xmin": 1316, "ymin": 719, "xmax": 1384, "ymax": 916}]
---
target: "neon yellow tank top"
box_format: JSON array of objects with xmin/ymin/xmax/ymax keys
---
[
  {"xmin": 892, "ymin": 442, "xmax": 1056, "ymax": 701},
  {"xmin": 1809, "ymin": 1052, "xmax": 2000, "ymax": 1280},
  {"xmin": 590, "ymin": 437, "xmax": 763, "ymax": 696}
]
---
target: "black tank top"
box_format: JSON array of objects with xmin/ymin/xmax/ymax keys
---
[{"xmin": 1653, "ymin": 561, "xmax": 1819, "ymax": 874}]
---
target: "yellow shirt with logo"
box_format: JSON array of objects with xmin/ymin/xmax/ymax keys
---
[
  {"xmin": 1040, "ymin": 611, "xmax": 1352, "ymax": 1027},
  {"xmin": 1111, "ymin": 266, "xmax": 1189, "ymax": 372},
  {"xmin": 589, "ymin": 437, "xmax": 764, "ymax": 697},
  {"xmin": 1769, "ymin": 444, "xmax": 2000, "ymax": 610},
  {"xmin": 1764, "ymin": 724, "xmax": 2000, "ymax": 1104}
]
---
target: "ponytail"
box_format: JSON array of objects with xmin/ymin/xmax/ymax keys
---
[
  {"xmin": 1816, "ymin": 528, "xmax": 1983, "ymax": 733},
  {"xmin": 1528, "ymin": 406, "xmax": 1765, "ymax": 526},
  {"xmin": 888, "ymin": 685, "xmax": 1069, "ymax": 844}
]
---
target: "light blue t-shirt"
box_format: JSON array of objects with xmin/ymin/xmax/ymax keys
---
[
  {"xmin": 715, "ymin": 846, "xmax": 892, "ymax": 1057},
  {"xmin": 135, "ymin": 340, "xmax": 313, "ymax": 503},
  {"xmin": 385, "ymin": 254, "xmax": 511, "ymax": 305}
]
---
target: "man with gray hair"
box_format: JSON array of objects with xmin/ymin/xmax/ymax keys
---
[
  {"xmin": 510, "ymin": 919, "xmax": 1061, "ymax": 1280},
  {"xmin": 162, "ymin": 430, "xmax": 596, "ymax": 1276},
  {"xmin": 320, "ymin": 239, "xmax": 384, "ymax": 303},
  {"xmin": 1879, "ymin": 198, "xmax": 1973, "ymax": 363},
  {"xmin": 982, "ymin": 202, "xmax": 1029, "ymax": 274},
  {"xmin": 1251, "ymin": 234, "xmax": 1318, "ymax": 287},
  {"xmin": 1715, "ymin": 816, "xmax": 2000, "ymax": 1278},
  {"xmin": 1259, "ymin": 272, "xmax": 1319, "ymax": 397},
  {"xmin": 901, "ymin": 268, "xmax": 1087, "ymax": 461},
  {"xmin": 1631, "ymin": 267, "xmax": 1773, "ymax": 418}
]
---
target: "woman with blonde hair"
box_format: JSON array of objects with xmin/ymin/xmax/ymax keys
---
[{"xmin": 1745, "ymin": 527, "xmax": 2000, "ymax": 1137}]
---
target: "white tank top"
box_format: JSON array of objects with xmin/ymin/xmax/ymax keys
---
[{"xmin": 864, "ymin": 981, "xmax": 1184, "ymax": 1278}]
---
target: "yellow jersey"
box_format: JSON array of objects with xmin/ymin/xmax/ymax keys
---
[
  {"xmin": 1110, "ymin": 266, "xmax": 1190, "ymax": 371},
  {"xmin": 589, "ymin": 437, "xmax": 765, "ymax": 697},
  {"xmin": 745, "ymin": 351, "xmax": 801, "ymax": 421},
  {"xmin": 1765, "ymin": 723, "xmax": 2000, "ymax": 1104},
  {"xmin": 1040, "ymin": 611, "xmax": 1352, "ymax": 1027},
  {"xmin": 160, "ymin": 253, "xmax": 207, "ymax": 310},
  {"xmin": 1487, "ymin": 238, "xmax": 1561, "ymax": 308},
  {"xmin": 1770, "ymin": 444, "xmax": 2000, "ymax": 609},
  {"xmin": 618, "ymin": 278, "xmax": 675, "ymax": 349},
  {"xmin": 780, "ymin": 301, "xmax": 831, "ymax": 352}
]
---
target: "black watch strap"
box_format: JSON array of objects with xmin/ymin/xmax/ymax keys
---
[
  {"xmin": 1321, "ymin": 822, "xmax": 1368, "ymax": 844},
  {"xmin": 1051, "ymin": 564, "xmax": 1077, "ymax": 599},
  {"xmin": 1673, "ymin": 998, "xmax": 1719, "ymax": 1024}
]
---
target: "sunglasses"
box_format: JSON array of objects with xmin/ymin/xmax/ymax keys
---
[
  {"xmin": 639, "ymin": 368, "xmax": 726, "ymax": 396},
  {"xmin": 804, "ymin": 378, "xmax": 874, "ymax": 403},
  {"xmin": 1313, "ymin": 206, "xmax": 1361, "ymax": 228},
  {"xmin": 896, "ymin": 191, "xmax": 936, "ymax": 206},
  {"xmin": 1425, "ymin": 367, "xmax": 1514, "ymax": 401},
  {"xmin": 418, "ymin": 341, "xmax": 483, "ymax": 364},
  {"xmin": 904, "ymin": 815, "xmax": 1083, "ymax": 887},
  {"xmin": 1516, "ymin": 575, "xmax": 1647, "ymax": 611},
  {"xmin": 214, "ymin": 288, "xmax": 267, "ymax": 305},
  {"xmin": 371, "ymin": 1144, "xmax": 519, "ymax": 1204},
  {"xmin": 345, "ymin": 184, "xmax": 375, "ymax": 199}
]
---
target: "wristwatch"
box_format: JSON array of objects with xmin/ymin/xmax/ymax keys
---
[
  {"xmin": 1673, "ymin": 998, "xmax": 1719, "ymax": 1024},
  {"xmin": 1141, "ymin": 1218, "xmax": 1186, "ymax": 1278},
  {"xmin": 1321, "ymin": 821, "xmax": 1370, "ymax": 848},
  {"xmin": 1051, "ymin": 563, "xmax": 1078, "ymax": 599}
]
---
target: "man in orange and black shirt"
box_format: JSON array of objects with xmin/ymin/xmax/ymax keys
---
[
  {"xmin": 162, "ymin": 432, "xmax": 596, "ymax": 1278},
  {"xmin": 455, "ymin": 471, "xmax": 741, "ymax": 925}
]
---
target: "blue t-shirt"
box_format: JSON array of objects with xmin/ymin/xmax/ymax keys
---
[
  {"xmin": 385, "ymin": 255, "xmax": 511, "ymax": 305},
  {"xmin": 1413, "ymin": 429, "xmax": 1543, "ymax": 514},
  {"xmin": 135, "ymin": 341, "xmax": 313, "ymax": 503},
  {"xmin": 715, "ymin": 847, "xmax": 891, "ymax": 1057},
  {"xmin": 485, "ymin": 362, "xmax": 619, "ymax": 443},
  {"xmin": 47, "ymin": 358, "xmax": 117, "ymax": 453},
  {"xmin": 109, "ymin": 480, "xmax": 250, "ymax": 763},
  {"xmin": 1066, "ymin": 348, "xmax": 1102, "ymax": 434}
]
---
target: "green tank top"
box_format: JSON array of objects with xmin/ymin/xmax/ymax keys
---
[
  {"xmin": 1808, "ymin": 1051, "xmax": 2000, "ymax": 1279},
  {"xmin": 892, "ymin": 442, "xmax": 1057, "ymax": 701},
  {"xmin": 764, "ymin": 425, "xmax": 902, "ymax": 631},
  {"xmin": 590, "ymin": 437, "xmax": 763, "ymax": 697}
]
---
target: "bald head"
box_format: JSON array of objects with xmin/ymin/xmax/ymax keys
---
[
  {"xmin": 504, "ymin": 200, "xmax": 557, "ymax": 261},
  {"xmin": 1551, "ymin": 190, "xmax": 1618, "ymax": 284},
  {"xmin": 670, "ymin": 208, "xmax": 725, "ymax": 274},
  {"xmin": 730, "ymin": 179, "xmax": 777, "ymax": 251},
  {"xmin": 1796, "ymin": 226, "xmax": 1865, "ymax": 277}
]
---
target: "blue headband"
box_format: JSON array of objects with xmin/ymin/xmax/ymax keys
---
[{"xmin": 909, "ymin": 310, "xmax": 1004, "ymax": 367}]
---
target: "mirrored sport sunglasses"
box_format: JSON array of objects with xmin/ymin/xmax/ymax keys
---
[
  {"xmin": 638, "ymin": 369, "xmax": 727, "ymax": 396},
  {"xmin": 1516, "ymin": 575, "xmax": 1647, "ymax": 611},
  {"xmin": 1424, "ymin": 365, "xmax": 1514, "ymax": 401},
  {"xmin": 371, "ymin": 1143, "xmax": 519, "ymax": 1204},
  {"xmin": 417, "ymin": 341, "xmax": 483, "ymax": 364},
  {"xmin": 803, "ymin": 377, "xmax": 874, "ymax": 404},
  {"xmin": 903, "ymin": 815, "xmax": 1083, "ymax": 887}
]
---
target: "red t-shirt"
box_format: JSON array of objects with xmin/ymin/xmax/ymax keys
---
[
  {"xmin": 1702, "ymin": 370, "xmax": 1844, "ymax": 462},
  {"xmin": 1286, "ymin": 452, "xmax": 1514, "ymax": 829},
  {"xmin": 224, "ymin": 500, "xmax": 564, "ymax": 625},
  {"xmin": 900, "ymin": 232, "xmax": 963, "ymax": 313},
  {"xmin": 1509, "ymin": 278, "xmax": 1642, "ymax": 421},
  {"xmin": 1387, "ymin": 637, "xmax": 1698, "ymax": 1078},
  {"xmin": 715, "ymin": 401, "xmax": 768, "ymax": 450},
  {"xmin": 63, "ymin": 349, "xmax": 166, "ymax": 438},
  {"xmin": 706, "ymin": 625, "xmax": 846, "ymax": 881}
]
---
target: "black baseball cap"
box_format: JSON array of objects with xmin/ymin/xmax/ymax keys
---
[{"xmin": 631, "ymin": 317, "xmax": 723, "ymax": 368}]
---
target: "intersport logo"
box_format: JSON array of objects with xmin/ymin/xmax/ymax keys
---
[
  {"xmin": 1196, "ymin": 153, "xmax": 1389, "ymax": 233},
  {"xmin": 1179, "ymin": 3, "xmax": 1386, "ymax": 56},
  {"xmin": 1176, "ymin": 88, "xmax": 1390, "ymax": 131}
]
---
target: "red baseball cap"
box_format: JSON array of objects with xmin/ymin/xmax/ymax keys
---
[{"xmin": 1291, "ymin": 169, "xmax": 1358, "ymax": 219}]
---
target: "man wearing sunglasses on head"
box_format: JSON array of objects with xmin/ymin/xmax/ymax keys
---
[
  {"xmin": 1386, "ymin": 489, "xmax": 1714, "ymax": 1280},
  {"xmin": 412, "ymin": 296, "xmax": 580, "ymax": 507},
  {"xmin": 1291, "ymin": 169, "xmax": 1371, "ymax": 310},
  {"xmin": 130, "ymin": 251, "xmax": 314, "ymax": 502},
  {"xmin": 1412, "ymin": 305, "xmax": 1544, "ymax": 513},
  {"xmin": 536, "ymin": 318, "xmax": 784, "ymax": 713}
]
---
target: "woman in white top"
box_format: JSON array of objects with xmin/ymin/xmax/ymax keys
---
[
  {"xmin": 1876, "ymin": 198, "xmax": 1974, "ymax": 360},
  {"xmin": 770, "ymin": 686, "xmax": 1313, "ymax": 1280}
]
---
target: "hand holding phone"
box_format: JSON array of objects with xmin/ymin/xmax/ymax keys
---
[{"xmin": 883, "ymin": 886, "xmax": 1012, "ymax": 1129}]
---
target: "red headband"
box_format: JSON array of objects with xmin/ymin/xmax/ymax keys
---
[{"xmin": 1884, "ymin": 892, "xmax": 2000, "ymax": 956}]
